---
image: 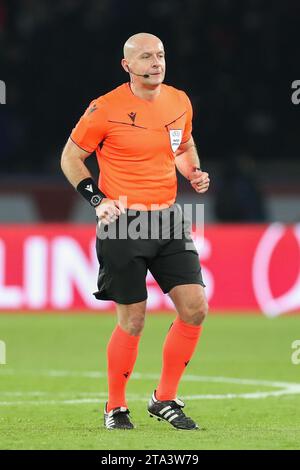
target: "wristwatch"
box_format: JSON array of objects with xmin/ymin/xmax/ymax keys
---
[{"xmin": 90, "ymin": 194, "xmax": 104, "ymax": 207}]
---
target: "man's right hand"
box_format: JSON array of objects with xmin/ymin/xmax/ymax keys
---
[{"xmin": 95, "ymin": 198, "xmax": 126, "ymax": 225}]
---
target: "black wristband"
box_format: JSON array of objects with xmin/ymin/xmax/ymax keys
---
[{"xmin": 76, "ymin": 178, "xmax": 106, "ymax": 208}]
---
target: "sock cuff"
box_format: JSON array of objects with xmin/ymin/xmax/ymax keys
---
[
  {"xmin": 114, "ymin": 324, "xmax": 141, "ymax": 349},
  {"xmin": 173, "ymin": 317, "xmax": 202, "ymax": 339}
]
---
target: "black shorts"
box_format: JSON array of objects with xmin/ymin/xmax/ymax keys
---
[{"xmin": 93, "ymin": 203, "xmax": 205, "ymax": 305}]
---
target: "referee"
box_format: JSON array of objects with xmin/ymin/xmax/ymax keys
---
[{"xmin": 61, "ymin": 32, "xmax": 210, "ymax": 430}]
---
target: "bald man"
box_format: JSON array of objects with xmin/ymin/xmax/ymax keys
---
[{"xmin": 61, "ymin": 32, "xmax": 210, "ymax": 431}]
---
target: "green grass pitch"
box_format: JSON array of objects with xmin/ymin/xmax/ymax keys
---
[{"xmin": 0, "ymin": 312, "xmax": 300, "ymax": 450}]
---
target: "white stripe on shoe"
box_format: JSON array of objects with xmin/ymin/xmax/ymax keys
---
[
  {"xmin": 164, "ymin": 409, "xmax": 175, "ymax": 419},
  {"xmin": 106, "ymin": 418, "xmax": 115, "ymax": 427},
  {"xmin": 159, "ymin": 405, "xmax": 171, "ymax": 415},
  {"xmin": 168, "ymin": 414, "xmax": 179, "ymax": 422}
]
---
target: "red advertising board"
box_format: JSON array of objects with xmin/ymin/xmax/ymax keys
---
[{"xmin": 0, "ymin": 224, "xmax": 299, "ymax": 316}]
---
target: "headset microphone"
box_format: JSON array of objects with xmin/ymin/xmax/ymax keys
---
[{"xmin": 127, "ymin": 66, "xmax": 150, "ymax": 78}]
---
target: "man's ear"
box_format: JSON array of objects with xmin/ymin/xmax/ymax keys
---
[{"xmin": 121, "ymin": 59, "xmax": 129, "ymax": 73}]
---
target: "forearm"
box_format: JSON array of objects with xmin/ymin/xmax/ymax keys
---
[
  {"xmin": 175, "ymin": 144, "xmax": 201, "ymax": 180},
  {"xmin": 61, "ymin": 155, "xmax": 91, "ymax": 188},
  {"xmin": 60, "ymin": 139, "xmax": 92, "ymax": 188}
]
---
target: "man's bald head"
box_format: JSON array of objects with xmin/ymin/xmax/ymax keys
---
[
  {"xmin": 123, "ymin": 33, "xmax": 164, "ymax": 60},
  {"xmin": 121, "ymin": 32, "xmax": 166, "ymax": 90}
]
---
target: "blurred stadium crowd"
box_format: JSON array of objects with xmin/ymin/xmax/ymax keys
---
[{"xmin": 0, "ymin": 0, "xmax": 299, "ymax": 222}]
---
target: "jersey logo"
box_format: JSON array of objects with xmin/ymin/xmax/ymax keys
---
[
  {"xmin": 169, "ymin": 129, "xmax": 182, "ymax": 152},
  {"xmin": 128, "ymin": 112, "xmax": 137, "ymax": 123}
]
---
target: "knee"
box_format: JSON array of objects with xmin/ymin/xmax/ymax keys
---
[
  {"xmin": 180, "ymin": 298, "xmax": 209, "ymax": 326},
  {"xmin": 125, "ymin": 315, "xmax": 145, "ymax": 336},
  {"xmin": 117, "ymin": 301, "xmax": 146, "ymax": 336}
]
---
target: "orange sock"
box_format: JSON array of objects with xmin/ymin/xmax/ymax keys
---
[
  {"xmin": 106, "ymin": 324, "xmax": 140, "ymax": 412},
  {"xmin": 156, "ymin": 317, "xmax": 202, "ymax": 401}
]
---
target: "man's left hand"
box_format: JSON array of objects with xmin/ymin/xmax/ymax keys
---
[{"xmin": 190, "ymin": 169, "xmax": 210, "ymax": 194}]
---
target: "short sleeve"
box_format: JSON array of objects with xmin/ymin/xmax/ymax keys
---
[
  {"xmin": 70, "ymin": 98, "xmax": 108, "ymax": 153},
  {"xmin": 181, "ymin": 92, "xmax": 193, "ymax": 144}
]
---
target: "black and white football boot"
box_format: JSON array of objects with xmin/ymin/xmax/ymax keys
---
[
  {"xmin": 147, "ymin": 390, "xmax": 199, "ymax": 430},
  {"xmin": 104, "ymin": 403, "xmax": 134, "ymax": 430}
]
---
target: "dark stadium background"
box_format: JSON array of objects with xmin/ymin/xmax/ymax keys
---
[{"xmin": 0, "ymin": 0, "xmax": 299, "ymax": 224}]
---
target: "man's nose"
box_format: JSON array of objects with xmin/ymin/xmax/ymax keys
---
[{"xmin": 151, "ymin": 56, "xmax": 161, "ymax": 67}]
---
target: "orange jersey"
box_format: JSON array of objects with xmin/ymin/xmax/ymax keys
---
[{"xmin": 71, "ymin": 82, "xmax": 193, "ymax": 210}]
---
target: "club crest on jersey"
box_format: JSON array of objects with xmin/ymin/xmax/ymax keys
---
[{"xmin": 169, "ymin": 129, "xmax": 182, "ymax": 152}]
